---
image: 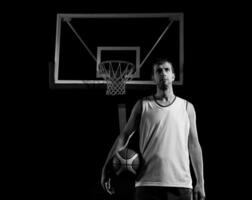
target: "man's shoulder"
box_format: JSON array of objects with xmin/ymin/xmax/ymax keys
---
[
  {"xmin": 176, "ymin": 96, "xmax": 193, "ymax": 104},
  {"xmin": 175, "ymin": 96, "xmax": 187, "ymax": 103},
  {"xmin": 175, "ymin": 96, "xmax": 194, "ymax": 110}
]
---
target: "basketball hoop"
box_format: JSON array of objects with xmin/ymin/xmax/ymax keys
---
[{"xmin": 98, "ymin": 60, "xmax": 135, "ymax": 95}]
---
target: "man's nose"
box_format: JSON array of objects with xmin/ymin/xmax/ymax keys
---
[{"xmin": 160, "ymin": 69, "xmax": 166, "ymax": 75}]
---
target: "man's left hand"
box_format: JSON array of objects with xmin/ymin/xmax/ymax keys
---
[{"xmin": 193, "ymin": 183, "xmax": 205, "ymax": 200}]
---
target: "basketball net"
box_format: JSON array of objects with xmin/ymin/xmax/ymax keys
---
[{"xmin": 99, "ymin": 60, "xmax": 135, "ymax": 95}]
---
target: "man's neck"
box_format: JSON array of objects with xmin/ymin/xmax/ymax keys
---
[{"xmin": 155, "ymin": 87, "xmax": 175, "ymax": 102}]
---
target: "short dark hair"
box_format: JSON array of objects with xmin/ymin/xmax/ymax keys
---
[{"xmin": 152, "ymin": 58, "xmax": 175, "ymax": 74}]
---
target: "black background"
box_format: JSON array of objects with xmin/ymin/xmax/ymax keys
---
[{"xmin": 4, "ymin": 1, "xmax": 247, "ymax": 199}]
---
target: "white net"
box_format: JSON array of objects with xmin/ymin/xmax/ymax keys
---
[{"xmin": 99, "ymin": 60, "xmax": 135, "ymax": 95}]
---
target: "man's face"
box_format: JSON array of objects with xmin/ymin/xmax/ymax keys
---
[{"xmin": 153, "ymin": 62, "xmax": 175, "ymax": 90}]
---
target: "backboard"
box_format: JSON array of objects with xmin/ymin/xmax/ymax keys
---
[{"xmin": 50, "ymin": 13, "xmax": 184, "ymax": 91}]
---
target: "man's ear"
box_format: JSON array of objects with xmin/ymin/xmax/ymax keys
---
[{"xmin": 172, "ymin": 73, "xmax": 175, "ymax": 81}]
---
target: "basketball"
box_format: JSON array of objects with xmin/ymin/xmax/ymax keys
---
[{"xmin": 112, "ymin": 148, "xmax": 140, "ymax": 175}]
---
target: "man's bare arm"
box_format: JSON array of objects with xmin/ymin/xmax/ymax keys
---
[
  {"xmin": 101, "ymin": 100, "xmax": 142, "ymax": 193},
  {"xmin": 187, "ymin": 102, "xmax": 205, "ymax": 199}
]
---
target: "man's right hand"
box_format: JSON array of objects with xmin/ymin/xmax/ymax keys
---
[{"xmin": 101, "ymin": 170, "xmax": 115, "ymax": 195}]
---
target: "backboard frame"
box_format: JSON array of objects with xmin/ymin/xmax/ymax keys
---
[{"xmin": 51, "ymin": 13, "xmax": 184, "ymax": 90}]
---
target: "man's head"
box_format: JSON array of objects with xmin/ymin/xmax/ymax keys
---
[{"xmin": 152, "ymin": 59, "xmax": 175, "ymax": 90}]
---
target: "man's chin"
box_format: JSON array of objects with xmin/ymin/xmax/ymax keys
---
[{"xmin": 158, "ymin": 84, "xmax": 168, "ymax": 90}]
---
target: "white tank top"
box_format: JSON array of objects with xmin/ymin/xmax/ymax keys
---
[{"xmin": 135, "ymin": 96, "xmax": 192, "ymax": 188}]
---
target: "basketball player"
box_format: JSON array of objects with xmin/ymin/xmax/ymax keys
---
[{"xmin": 101, "ymin": 59, "xmax": 205, "ymax": 200}]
